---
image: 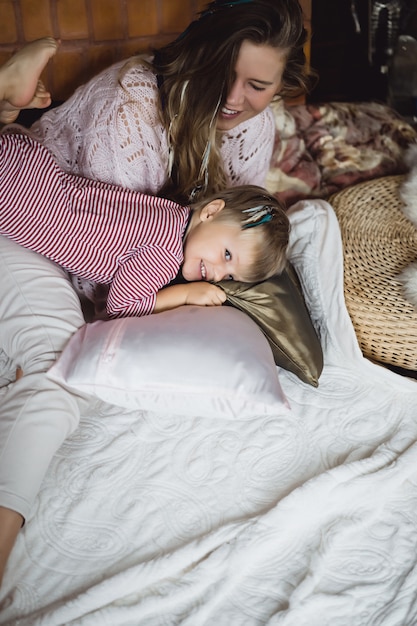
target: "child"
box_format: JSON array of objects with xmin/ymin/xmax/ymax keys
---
[{"xmin": 0, "ymin": 129, "xmax": 289, "ymax": 320}]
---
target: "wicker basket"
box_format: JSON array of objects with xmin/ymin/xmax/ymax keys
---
[{"xmin": 330, "ymin": 175, "xmax": 417, "ymax": 371}]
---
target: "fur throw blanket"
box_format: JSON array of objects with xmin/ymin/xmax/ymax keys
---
[{"xmin": 397, "ymin": 143, "xmax": 417, "ymax": 306}]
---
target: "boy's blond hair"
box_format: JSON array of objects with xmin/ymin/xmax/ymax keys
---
[{"xmin": 192, "ymin": 185, "xmax": 289, "ymax": 283}]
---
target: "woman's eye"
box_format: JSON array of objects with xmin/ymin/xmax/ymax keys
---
[
  {"xmin": 225, "ymin": 249, "xmax": 231, "ymax": 261},
  {"xmin": 250, "ymin": 83, "xmax": 266, "ymax": 92}
]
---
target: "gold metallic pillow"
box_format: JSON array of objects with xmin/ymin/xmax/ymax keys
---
[{"xmin": 217, "ymin": 264, "xmax": 323, "ymax": 387}]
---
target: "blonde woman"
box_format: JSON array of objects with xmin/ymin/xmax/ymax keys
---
[{"xmin": 31, "ymin": 0, "xmax": 312, "ymax": 203}]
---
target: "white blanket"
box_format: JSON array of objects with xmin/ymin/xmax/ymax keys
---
[{"xmin": 1, "ymin": 200, "xmax": 417, "ymax": 626}]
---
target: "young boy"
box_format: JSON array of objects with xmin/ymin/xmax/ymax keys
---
[{"xmin": 0, "ymin": 129, "xmax": 289, "ymax": 319}]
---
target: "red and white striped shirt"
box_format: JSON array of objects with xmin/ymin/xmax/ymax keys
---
[{"xmin": 0, "ymin": 131, "xmax": 190, "ymax": 317}]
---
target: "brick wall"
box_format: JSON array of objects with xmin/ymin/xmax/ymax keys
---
[
  {"xmin": 0, "ymin": 0, "xmax": 208, "ymax": 100},
  {"xmin": 0, "ymin": 0, "xmax": 311, "ymax": 102}
]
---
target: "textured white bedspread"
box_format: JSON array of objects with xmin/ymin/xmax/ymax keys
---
[{"xmin": 1, "ymin": 200, "xmax": 417, "ymax": 626}]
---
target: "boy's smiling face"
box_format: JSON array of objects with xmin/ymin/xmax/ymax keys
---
[{"xmin": 182, "ymin": 201, "xmax": 252, "ymax": 283}]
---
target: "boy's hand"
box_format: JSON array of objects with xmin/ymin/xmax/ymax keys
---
[
  {"xmin": 184, "ymin": 282, "xmax": 226, "ymax": 307},
  {"xmin": 154, "ymin": 282, "xmax": 226, "ymax": 313}
]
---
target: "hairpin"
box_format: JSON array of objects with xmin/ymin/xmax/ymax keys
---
[
  {"xmin": 242, "ymin": 205, "xmax": 274, "ymax": 229},
  {"xmin": 215, "ymin": 0, "xmax": 253, "ymax": 6},
  {"xmin": 200, "ymin": 0, "xmax": 253, "ymax": 19},
  {"xmin": 177, "ymin": 0, "xmax": 253, "ymax": 41}
]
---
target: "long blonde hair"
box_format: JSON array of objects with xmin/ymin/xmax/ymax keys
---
[{"xmin": 151, "ymin": 0, "xmax": 314, "ymax": 204}]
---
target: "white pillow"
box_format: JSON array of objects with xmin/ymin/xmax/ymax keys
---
[{"xmin": 47, "ymin": 306, "xmax": 289, "ymax": 419}]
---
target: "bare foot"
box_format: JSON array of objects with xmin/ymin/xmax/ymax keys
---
[
  {"xmin": 0, "ymin": 37, "xmax": 59, "ymax": 124},
  {"xmin": 0, "ymin": 506, "xmax": 24, "ymax": 589},
  {"xmin": 0, "ymin": 79, "xmax": 52, "ymax": 124}
]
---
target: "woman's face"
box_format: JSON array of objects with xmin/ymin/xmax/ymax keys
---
[{"xmin": 216, "ymin": 40, "xmax": 287, "ymax": 132}]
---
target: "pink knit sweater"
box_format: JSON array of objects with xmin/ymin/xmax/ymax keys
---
[{"xmin": 31, "ymin": 59, "xmax": 276, "ymax": 194}]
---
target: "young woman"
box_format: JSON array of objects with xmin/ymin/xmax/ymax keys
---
[{"xmin": 29, "ymin": 0, "xmax": 312, "ymax": 203}]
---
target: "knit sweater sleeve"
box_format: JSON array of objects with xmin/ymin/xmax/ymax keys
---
[
  {"xmin": 31, "ymin": 60, "xmax": 169, "ymax": 195},
  {"xmin": 220, "ymin": 106, "xmax": 276, "ymax": 188}
]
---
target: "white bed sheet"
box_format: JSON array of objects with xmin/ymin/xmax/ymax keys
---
[{"xmin": 1, "ymin": 199, "xmax": 417, "ymax": 626}]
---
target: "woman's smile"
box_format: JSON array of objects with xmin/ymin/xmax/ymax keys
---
[
  {"xmin": 219, "ymin": 105, "xmax": 242, "ymax": 120},
  {"xmin": 216, "ymin": 40, "xmax": 286, "ymax": 132}
]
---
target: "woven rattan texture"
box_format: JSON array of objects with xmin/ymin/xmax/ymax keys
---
[{"xmin": 330, "ymin": 175, "xmax": 417, "ymax": 370}]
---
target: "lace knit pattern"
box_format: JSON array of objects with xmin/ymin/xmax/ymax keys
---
[{"xmin": 32, "ymin": 59, "xmax": 275, "ymax": 194}]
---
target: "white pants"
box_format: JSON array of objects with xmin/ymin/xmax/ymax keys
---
[{"xmin": 0, "ymin": 236, "xmax": 85, "ymax": 520}]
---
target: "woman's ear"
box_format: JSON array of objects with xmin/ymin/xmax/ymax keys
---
[{"xmin": 199, "ymin": 199, "xmax": 225, "ymax": 221}]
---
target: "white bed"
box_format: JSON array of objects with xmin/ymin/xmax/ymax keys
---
[{"xmin": 1, "ymin": 199, "xmax": 417, "ymax": 626}]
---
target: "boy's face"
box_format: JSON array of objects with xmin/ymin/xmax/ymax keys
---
[{"xmin": 182, "ymin": 210, "xmax": 250, "ymax": 283}]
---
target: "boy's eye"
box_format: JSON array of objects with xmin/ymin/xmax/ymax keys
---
[
  {"xmin": 226, "ymin": 274, "xmax": 234, "ymax": 281},
  {"xmin": 225, "ymin": 249, "xmax": 231, "ymax": 261}
]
